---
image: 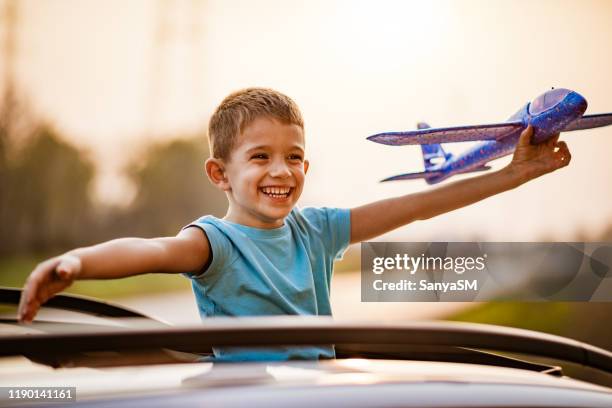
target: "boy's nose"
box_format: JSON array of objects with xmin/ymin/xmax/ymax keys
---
[{"xmin": 269, "ymin": 161, "xmax": 291, "ymax": 178}]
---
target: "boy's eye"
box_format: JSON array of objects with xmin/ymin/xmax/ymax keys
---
[
  {"xmin": 288, "ymin": 154, "xmax": 303, "ymax": 161},
  {"xmin": 251, "ymin": 153, "xmax": 268, "ymax": 160}
]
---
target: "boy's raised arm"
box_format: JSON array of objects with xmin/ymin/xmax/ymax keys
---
[
  {"xmin": 18, "ymin": 227, "xmax": 209, "ymax": 322},
  {"xmin": 350, "ymin": 126, "xmax": 571, "ymax": 244}
]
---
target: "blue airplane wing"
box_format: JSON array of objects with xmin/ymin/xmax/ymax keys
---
[
  {"xmin": 368, "ymin": 121, "xmax": 524, "ymax": 146},
  {"xmin": 381, "ymin": 170, "xmax": 443, "ymax": 182},
  {"xmin": 381, "ymin": 165, "xmax": 491, "ymax": 183},
  {"xmin": 458, "ymin": 165, "xmax": 492, "ymax": 174},
  {"xmin": 562, "ymin": 113, "xmax": 612, "ymax": 132}
]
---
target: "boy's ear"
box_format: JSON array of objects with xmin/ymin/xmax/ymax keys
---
[
  {"xmin": 205, "ymin": 158, "xmax": 230, "ymax": 191},
  {"xmin": 304, "ymin": 159, "xmax": 310, "ymax": 174}
]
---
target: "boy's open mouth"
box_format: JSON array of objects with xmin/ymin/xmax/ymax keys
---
[{"xmin": 260, "ymin": 186, "xmax": 293, "ymax": 199}]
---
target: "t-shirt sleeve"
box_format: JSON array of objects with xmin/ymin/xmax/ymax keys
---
[
  {"xmin": 301, "ymin": 207, "xmax": 351, "ymax": 260},
  {"xmin": 181, "ymin": 219, "xmax": 233, "ymax": 280}
]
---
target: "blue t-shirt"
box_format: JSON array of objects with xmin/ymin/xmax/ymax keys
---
[{"xmin": 183, "ymin": 206, "xmax": 351, "ymax": 361}]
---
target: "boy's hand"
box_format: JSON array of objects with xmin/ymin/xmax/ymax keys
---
[
  {"xmin": 508, "ymin": 125, "xmax": 571, "ymax": 182},
  {"xmin": 18, "ymin": 254, "xmax": 82, "ymax": 323}
]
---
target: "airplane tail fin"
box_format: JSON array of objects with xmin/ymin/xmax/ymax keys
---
[
  {"xmin": 417, "ymin": 122, "xmax": 452, "ymax": 171},
  {"xmin": 380, "ymin": 122, "xmax": 456, "ymax": 184}
]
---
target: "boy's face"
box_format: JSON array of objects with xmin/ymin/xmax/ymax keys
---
[{"xmin": 217, "ymin": 116, "xmax": 309, "ymax": 229}]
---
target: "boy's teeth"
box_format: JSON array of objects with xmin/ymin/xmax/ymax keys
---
[
  {"xmin": 260, "ymin": 186, "xmax": 292, "ymax": 198},
  {"xmin": 261, "ymin": 187, "xmax": 291, "ymax": 195}
]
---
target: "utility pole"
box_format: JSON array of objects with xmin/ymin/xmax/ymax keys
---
[
  {"xmin": 0, "ymin": 0, "xmax": 18, "ymax": 250},
  {"xmin": 1, "ymin": 0, "xmax": 18, "ymax": 133},
  {"xmin": 146, "ymin": 0, "xmax": 205, "ymax": 136}
]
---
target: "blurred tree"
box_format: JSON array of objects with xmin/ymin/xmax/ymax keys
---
[
  {"xmin": 0, "ymin": 124, "xmax": 8, "ymax": 243},
  {"xmin": 0, "ymin": 125, "xmax": 95, "ymax": 254},
  {"xmin": 119, "ymin": 137, "xmax": 226, "ymax": 238}
]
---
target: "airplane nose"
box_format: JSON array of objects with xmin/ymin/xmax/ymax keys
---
[
  {"xmin": 530, "ymin": 90, "xmax": 588, "ymax": 144},
  {"xmin": 566, "ymin": 91, "xmax": 588, "ymax": 116}
]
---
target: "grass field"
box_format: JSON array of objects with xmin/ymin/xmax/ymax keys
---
[{"xmin": 449, "ymin": 301, "xmax": 612, "ymax": 351}]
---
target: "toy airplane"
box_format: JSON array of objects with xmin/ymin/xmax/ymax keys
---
[{"xmin": 368, "ymin": 88, "xmax": 612, "ymax": 184}]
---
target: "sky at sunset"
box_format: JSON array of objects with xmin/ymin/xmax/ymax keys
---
[{"xmin": 3, "ymin": 0, "xmax": 612, "ymax": 241}]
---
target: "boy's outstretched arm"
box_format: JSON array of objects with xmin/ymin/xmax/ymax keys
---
[
  {"xmin": 18, "ymin": 227, "xmax": 209, "ymax": 323},
  {"xmin": 350, "ymin": 126, "xmax": 571, "ymax": 243}
]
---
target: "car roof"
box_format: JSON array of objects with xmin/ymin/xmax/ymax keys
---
[{"xmin": 2, "ymin": 356, "xmax": 611, "ymax": 407}]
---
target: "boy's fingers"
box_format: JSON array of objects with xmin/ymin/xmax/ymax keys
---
[
  {"xmin": 19, "ymin": 298, "xmax": 40, "ymax": 323},
  {"xmin": 547, "ymin": 133, "xmax": 560, "ymax": 147},
  {"xmin": 21, "ymin": 261, "xmax": 51, "ymax": 304},
  {"xmin": 17, "ymin": 287, "xmax": 30, "ymax": 322},
  {"xmin": 18, "ymin": 277, "xmax": 41, "ymax": 323},
  {"xmin": 18, "ymin": 255, "xmax": 81, "ymax": 323},
  {"xmin": 19, "ymin": 282, "xmax": 62, "ymax": 323},
  {"xmin": 517, "ymin": 125, "xmax": 534, "ymax": 147},
  {"xmin": 554, "ymin": 140, "xmax": 569, "ymax": 154},
  {"xmin": 18, "ymin": 258, "xmax": 61, "ymax": 323},
  {"xmin": 554, "ymin": 141, "xmax": 571, "ymax": 167},
  {"xmin": 18, "ymin": 281, "xmax": 40, "ymax": 323}
]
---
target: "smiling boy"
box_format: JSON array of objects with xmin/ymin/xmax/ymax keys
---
[{"xmin": 18, "ymin": 88, "xmax": 570, "ymax": 361}]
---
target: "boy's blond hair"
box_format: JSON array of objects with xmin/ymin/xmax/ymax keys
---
[{"xmin": 208, "ymin": 87, "xmax": 304, "ymax": 160}]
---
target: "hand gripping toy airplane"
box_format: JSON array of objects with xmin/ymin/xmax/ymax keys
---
[{"xmin": 367, "ymin": 88, "xmax": 612, "ymax": 184}]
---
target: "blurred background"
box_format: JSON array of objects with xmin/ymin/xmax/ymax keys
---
[{"xmin": 1, "ymin": 0, "xmax": 611, "ymax": 351}]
